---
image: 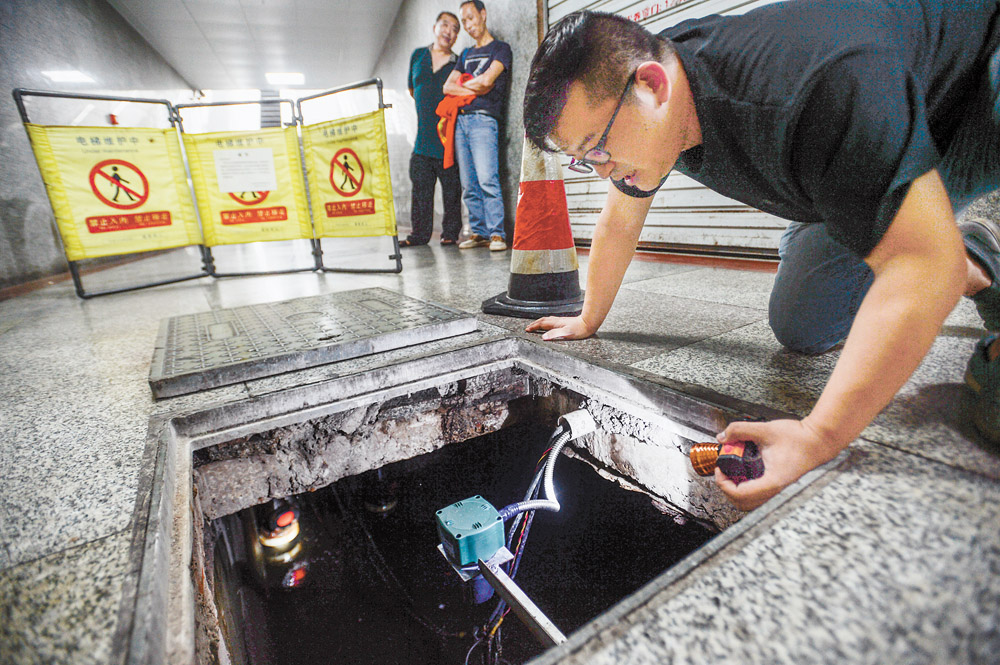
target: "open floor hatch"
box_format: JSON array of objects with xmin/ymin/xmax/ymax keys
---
[{"xmin": 123, "ymin": 335, "xmax": 822, "ymax": 665}]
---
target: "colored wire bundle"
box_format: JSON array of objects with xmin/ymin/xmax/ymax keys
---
[{"xmin": 469, "ymin": 424, "xmax": 567, "ymax": 664}]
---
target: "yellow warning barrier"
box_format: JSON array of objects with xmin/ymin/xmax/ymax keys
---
[
  {"xmin": 301, "ymin": 109, "xmax": 397, "ymax": 238},
  {"xmin": 25, "ymin": 124, "xmax": 203, "ymax": 261},
  {"xmin": 183, "ymin": 127, "xmax": 312, "ymax": 246}
]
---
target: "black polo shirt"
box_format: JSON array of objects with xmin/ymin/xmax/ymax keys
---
[{"xmin": 615, "ymin": 0, "xmax": 998, "ymax": 256}]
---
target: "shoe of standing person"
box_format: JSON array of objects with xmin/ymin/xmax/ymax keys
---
[{"xmin": 459, "ymin": 234, "xmax": 490, "ymax": 249}]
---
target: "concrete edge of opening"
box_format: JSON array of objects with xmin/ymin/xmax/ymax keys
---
[
  {"xmin": 527, "ymin": 451, "xmax": 848, "ymax": 665},
  {"xmin": 118, "ymin": 336, "xmax": 842, "ymax": 665}
]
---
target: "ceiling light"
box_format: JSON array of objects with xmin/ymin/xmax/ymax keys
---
[
  {"xmin": 42, "ymin": 70, "xmax": 95, "ymax": 83},
  {"xmin": 266, "ymin": 72, "xmax": 304, "ymax": 85}
]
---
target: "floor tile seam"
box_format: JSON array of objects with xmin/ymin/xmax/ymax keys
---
[
  {"xmin": 629, "ymin": 319, "xmax": 771, "ymax": 369},
  {"xmin": 0, "ymin": 527, "xmax": 132, "ymax": 578},
  {"xmin": 857, "ymin": 433, "xmax": 1000, "ymax": 485},
  {"xmin": 620, "ymin": 288, "xmax": 770, "ymax": 314},
  {"xmin": 617, "ymin": 264, "xmax": 705, "ymax": 287}
]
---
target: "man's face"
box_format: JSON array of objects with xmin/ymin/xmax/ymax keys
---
[
  {"xmin": 434, "ymin": 15, "xmax": 459, "ymax": 49},
  {"xmin": 551, "ymin": 80, "xmax": 669, "ymax": 191},
  {"xmin": 460, "ymin": 3, "xmax": 487, "ymax": 40}
]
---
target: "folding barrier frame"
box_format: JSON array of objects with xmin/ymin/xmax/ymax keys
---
[
  {"xmin": 13, "ymin": 88, "xmax": 212, "ymax": 299},
  {"xmin": 175, "ymin": 98, "xmax": 323, "ymax": 278},
  {"xmin": 297, "ymin": 78, "xmax": 402, "ymax": 274},
  {"xmin": 15, "ymin": 79, "xmax": 403, "ymax": 298}
]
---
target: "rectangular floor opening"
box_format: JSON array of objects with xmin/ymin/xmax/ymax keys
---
[
  {"xmin": 206, "ymin": 422, "xmax": 716, "ymax": 665},
  {"xmin": 128, "ymin": 339, "xmax": 816, "ymax": 665}
]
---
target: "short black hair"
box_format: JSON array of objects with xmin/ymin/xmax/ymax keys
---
[
  {"xmin": 523, "ymin": 11, "xmax": 672, "ymax": 153},
  {"xmin": 460, "ymin": 0, "xmax": 486, "ymax": 12},
  {"xmin": 436, "ymin": 10, "xmax": 459, "ymax": 24}
]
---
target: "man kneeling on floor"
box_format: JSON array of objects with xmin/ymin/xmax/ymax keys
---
[{"xmin": 522, "ymin": 4, "xmax": 1000, "ymax": 509}]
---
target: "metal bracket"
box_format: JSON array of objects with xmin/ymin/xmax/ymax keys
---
[
  {"xmin": 478, "ymin": 551, "xmax": 567, "ymax": 647},
  {"xmin": 437, "ymin": 544, "xmax": 512, "ymax": 582}
]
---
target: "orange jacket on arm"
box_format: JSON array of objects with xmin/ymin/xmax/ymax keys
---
[{"xmin": 436, "ymin": 73, "xmax": 475, "ymax": 169}]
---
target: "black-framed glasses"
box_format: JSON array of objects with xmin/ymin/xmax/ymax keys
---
[{"xmin": 567, "ymin": 73, "xmax": 635, "ymax": 174}]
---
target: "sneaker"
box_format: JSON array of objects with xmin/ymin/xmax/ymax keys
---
[
  {"xmin": 966, "ymin": 333, "xmax": 1000, "ymax": 394},
  {"xmin": 459, "ymin": 234, "xmax": 489, "ymax": 249},
  {"xmin": 967, "ymin": 333, "xmax": 1000, "ymax": 445},
  {"xmin": 489, "ymin": 235, "xmax": 507, "ymax": 252},
  {"xmin": 961, "ymin": 218, "xmax": 1000, "ymax": 330}
]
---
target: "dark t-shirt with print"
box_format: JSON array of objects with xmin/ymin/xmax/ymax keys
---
[
  {"xmin": 614, "ymin": 0, "xmax": 998, "ymax": 257},
  {"xmin": 456, "ymin": 39, "xmax": 513, "ymax": 119}
]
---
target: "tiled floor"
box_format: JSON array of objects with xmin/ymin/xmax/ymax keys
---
[{"xmin": 1, "ymin": 236, "xmax": 998, "ymax": 664}]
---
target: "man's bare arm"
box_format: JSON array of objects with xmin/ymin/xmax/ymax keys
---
[
  {"xmin": 809, "ymin": 169, "xmax": 965, "ymax": 442},
  {"xmin": 443, "ymin": 70, "xmax": 466, "ymax": 96},
  {"xmin": 526, "ymin": 185, "xmax": 654, "ymax": 339},
  {"xmin": 462, "ymin": 61, "xmax": 505, "ymax": 95},
  {"xmin": 719, "ymin": 169, "xmax": 966, "ymax": 509}
]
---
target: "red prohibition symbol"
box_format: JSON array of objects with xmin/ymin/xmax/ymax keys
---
[
  {"xmin": 89, "ymin": 159, "xmax": 149, "ymax": 210},
  {"xmin": 330, "ymin": 148, "xmax": 364, "ymax": 197},
  {"xmin": 228, "ymin": 190, "xmax": 270, "ymax": 206}
]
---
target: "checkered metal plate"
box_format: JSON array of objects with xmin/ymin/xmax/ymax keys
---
[{"xmin": 148, "ymin": 288, "xmax": 476, "ymax": 398}]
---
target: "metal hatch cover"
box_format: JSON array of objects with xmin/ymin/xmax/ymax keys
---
[{"xmin": 148, "ymin": 288, "xmax": 477, "ymax": 399}]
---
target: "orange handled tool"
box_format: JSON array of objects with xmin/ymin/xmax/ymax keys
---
[{"xmin": 689, "ymin": 440, "xmax": 764, "ymax": 485}]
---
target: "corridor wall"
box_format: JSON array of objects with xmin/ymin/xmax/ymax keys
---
[{"xmin": 1, "ymin": 0, "xmax": 196, "ymax": 290}]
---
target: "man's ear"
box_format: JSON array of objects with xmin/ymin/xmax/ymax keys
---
[{"xmin": 634, "ymin": 61, "xmax": 671, "ymax": 105}]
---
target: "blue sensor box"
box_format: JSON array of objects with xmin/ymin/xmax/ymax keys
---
[{"xmin": 436, "ymin": 495, "xmax": 505, "ymax": 567}]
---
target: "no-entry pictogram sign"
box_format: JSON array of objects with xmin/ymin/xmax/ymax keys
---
[
  {"xmin": 228, "ymin": 190, "xmax": 270, "ymax": 206},
  {"xmin": 330, "ymin": 148, "xmax": 364, "ymax": 197},
  {"xmin": 89, "ymin": 159, "xmax": 149, "ymax": 210}
]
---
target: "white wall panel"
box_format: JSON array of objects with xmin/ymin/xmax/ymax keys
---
[{"xmin": 546, "ymin": 0, "xmax": 789, "ymax": 253}]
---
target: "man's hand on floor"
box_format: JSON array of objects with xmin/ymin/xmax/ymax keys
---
[
  {"xmin": 525, "ymin": 315, "xmax": 596, "ymax": 341},
  {"xmin": 714, "ymin": 418, "xmax": 844, "ymax": 511}
]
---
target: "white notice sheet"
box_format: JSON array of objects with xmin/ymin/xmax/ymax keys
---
[{"xmin": 214, "ymin": 148, "xmax": 277, "ymax": 192}]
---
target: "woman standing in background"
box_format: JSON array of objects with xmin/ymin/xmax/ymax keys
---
[{"xmin": 401, "ymin": 11, "xmax": 463, "ymax": 247}]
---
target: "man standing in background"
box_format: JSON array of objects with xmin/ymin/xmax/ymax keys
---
[
  {"xmin": 402, "ymin": 11, "xmax": 463, "ymax": 247},
  {"xmin": 445, "ymin": 0, "xmax": 512, "ymax": 252}
]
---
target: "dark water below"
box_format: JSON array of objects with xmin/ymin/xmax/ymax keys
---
[{"xmin": 214, "ymin": 423, "xmax": 715, "ymax": 665}]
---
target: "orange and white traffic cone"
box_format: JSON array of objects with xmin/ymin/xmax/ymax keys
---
[{"xmin": 482, "ymin": 137, "xmax": 584, "ymax": 318}]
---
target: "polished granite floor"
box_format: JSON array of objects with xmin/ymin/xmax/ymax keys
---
[{"xmin": 1, "ymin": 235, "xmax": 998, "ymax": 664}]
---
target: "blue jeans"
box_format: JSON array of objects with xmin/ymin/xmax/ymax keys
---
[
  {"xmin": 455, "ymin": 113, "xmax": 506, "ymax": 240},
  {"xmin": 770, "ymin": 27, "xmax": 1000, "ymax": 354},
  {"xmin": 769, "ymin": 222, "xmax": 875, "ymax": 354}
]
